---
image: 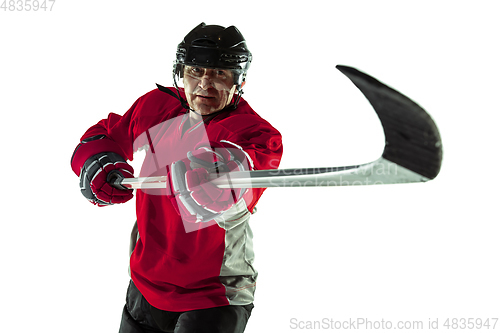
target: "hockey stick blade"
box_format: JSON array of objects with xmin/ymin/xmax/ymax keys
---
[
  {"xmin": 336, "ymin": 65, "xmax": 442, "ymax": 180},
  {"xmin": 116, "ymin": 65, "xmax": 442, "ymax": 189}
]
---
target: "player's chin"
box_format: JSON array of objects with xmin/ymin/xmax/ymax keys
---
[{"xmin": 194, "ymin": 100, "xmax": 224, "ymax": 115}]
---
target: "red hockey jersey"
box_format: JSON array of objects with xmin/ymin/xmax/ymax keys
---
[{"xmin": 71, "ymin": 87, "xmax": 283, "ymax": 311}]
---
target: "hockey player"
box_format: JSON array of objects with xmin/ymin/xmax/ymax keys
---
[{"xmin": 70, "ymin": 23, "xmax": 283, "ymax": 333}]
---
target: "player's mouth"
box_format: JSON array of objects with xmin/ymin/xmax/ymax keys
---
[{"xmin": 197, "ymin": 95, "xmax": 215, "ymax": 100}]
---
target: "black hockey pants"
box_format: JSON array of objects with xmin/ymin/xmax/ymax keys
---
[{"xmin": 118, "ymin": 280, "xmax": 254, "ymax": 333}]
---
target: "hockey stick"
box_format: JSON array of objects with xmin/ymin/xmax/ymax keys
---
[{"xmin": 114, "ymin": 65, "xmax": 442, "ymax": 189}]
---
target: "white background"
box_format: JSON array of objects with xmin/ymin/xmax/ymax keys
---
[{"xmin": 1, "ymin": 0, "xmax": 499, "ymax": 332}]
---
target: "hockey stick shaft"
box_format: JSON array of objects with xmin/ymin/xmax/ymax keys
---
[{"xmin": 115, "ymin": 158, "xmax": 428, "ymax": 189}]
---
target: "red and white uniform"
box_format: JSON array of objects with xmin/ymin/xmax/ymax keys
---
[{"xmin": 71, "ymin": 87, "xmax": 283, "ymax": 312}]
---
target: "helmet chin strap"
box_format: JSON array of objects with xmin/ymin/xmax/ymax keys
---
[{"xmin": 172, "ymin": 73, "xmax": 195, "ymax": 112}]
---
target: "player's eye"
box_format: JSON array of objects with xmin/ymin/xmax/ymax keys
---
[
  {"xmin": 215, "ymin": 70, "xmax": 230, "ymax": 79},
  {"xmin": 188, "ymin": 67, "xmax": 204, "ymax": 77}
]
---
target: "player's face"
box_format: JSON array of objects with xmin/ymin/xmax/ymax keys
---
[{"xmin": 183, "ymin": 66, "xmax": 236, "ymax": 115}]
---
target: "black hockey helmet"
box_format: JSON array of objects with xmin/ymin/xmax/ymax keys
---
[{"xmin": 174, "ymin": 23, "xmax": 252, "ymax": 87}]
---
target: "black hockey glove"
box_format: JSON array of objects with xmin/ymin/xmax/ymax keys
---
[{"xmin": 80, "ymin": 152, "xmax": 134, "ymax": 206}]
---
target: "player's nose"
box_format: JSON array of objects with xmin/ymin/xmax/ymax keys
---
[{"xmin": 198, "ymin": 76, "xmax": 215, "ymax": 90}]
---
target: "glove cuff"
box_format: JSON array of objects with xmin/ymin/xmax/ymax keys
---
[{"xmin": 71, "ymin": 136, "xmax": 126, "ymax": 176}]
